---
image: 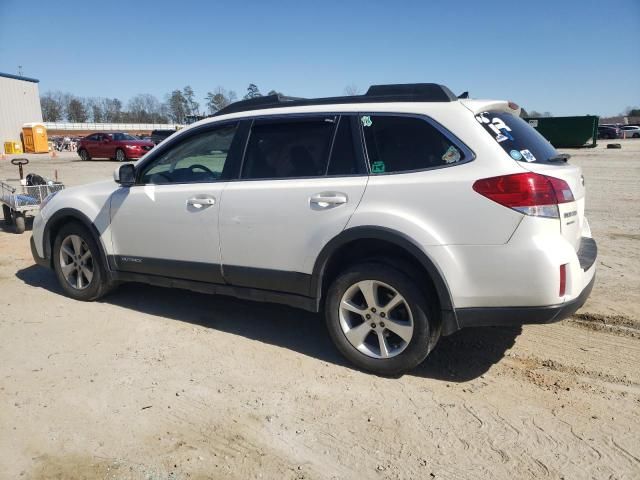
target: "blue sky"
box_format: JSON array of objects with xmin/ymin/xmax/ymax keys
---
[{"xmin": 1, "ymin": 0, "xmax": 638, "ymax": 116}]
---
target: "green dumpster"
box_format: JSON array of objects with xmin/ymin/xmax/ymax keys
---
[{"xmin": 524, "ymin": 116, "xmax": 599, "ymax": 148}]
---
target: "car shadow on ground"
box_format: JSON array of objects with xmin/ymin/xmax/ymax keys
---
[{"xmin": 16, "ymin": 264, "xmax": 521, "ymax": 382}]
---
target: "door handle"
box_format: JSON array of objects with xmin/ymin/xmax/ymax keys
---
[
  {"xmin": 310, "ymin": 192, "xmax": 348, "ymax": 207},
  {"xmin": 187, "ymin": 197, "xmax": 216, "ymax": 208}
]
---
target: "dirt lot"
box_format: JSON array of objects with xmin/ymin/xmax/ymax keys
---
[{"xmin": 1, "ymin": 141, "xmax": 639, "ymax": 479}]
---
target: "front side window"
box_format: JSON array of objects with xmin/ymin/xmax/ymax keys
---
[
  {"xmin": 242, "ymin": 117, "xmax": 336, "ymax": 180},
  {"xmin": 139, "ymin": 123, "xmax": 238, "ymax": 184},
  {"xmin": 361, "ymin": 115, "xmax": 465, "ymax": 174}
]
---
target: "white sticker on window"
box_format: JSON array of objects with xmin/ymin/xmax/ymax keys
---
[{"xmin": 520, "ymin": 149, "xmax": 536, "ymax": 162}]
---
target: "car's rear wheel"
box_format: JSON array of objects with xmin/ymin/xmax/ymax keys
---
[
  {"xmin": 2, "ymin": 205, "xmax": 13, "ymax": 226},
  {"xmin": 325, "ymin": 262, "xmax": 439, "ymax": 376},
  {"xmin": 13, "ymin": 213, "xmax": 25, "ymax": 234},
  {"xmin": 78, "ymin": 149, "xmax": 91, "ymax": 161},
  {"xmin": 115, "ymin": 148, "xmax": 126, "ymax": 162},
  {"xmin": 53, "ymin": 222, "xmax": 113, "ymax": 301}
]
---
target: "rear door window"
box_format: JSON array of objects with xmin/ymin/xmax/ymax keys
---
[
  {"xmin": 242, "ymin": 117, "xmax": 336, "ymax": 179},
  {"xmin": 475, "ymin": 111, "xmax": 558, "ymax": 164},
  {"xmin": 327, "ymin": 116, "xmax": 361, "ymax": 176},
  {"xmin": 360, "ymin": 115, "xmax": 466, "ymax": 174}
]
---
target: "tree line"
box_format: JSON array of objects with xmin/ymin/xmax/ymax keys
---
[{"xmin": 40, "ymin": 83, "xmax": 287, "ymax": 124}]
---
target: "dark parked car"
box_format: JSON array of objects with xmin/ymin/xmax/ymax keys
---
[
  {"xmin": 150, "ymin": 129, "xmax": 177, "ymax": 145},
  {"xmin": 77, "ymin": 133, "xmax": 154, "ymax": 162},
  {"xmin": 597, "ymin": 125, "xmax": 620, "ymax": 140}
]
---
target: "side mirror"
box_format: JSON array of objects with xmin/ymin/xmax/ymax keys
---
[{"xmin": 114, "ymin": 163, "xmax": 136, "ymax": 186}]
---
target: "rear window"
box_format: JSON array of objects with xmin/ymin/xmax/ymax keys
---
[
  {"xmin": 475, "ymin": 111, "xmax": 558, "ymax": 164},
  {"xmin": 361, "ymin": 115, "xmax": 466, "ymax": 174}
]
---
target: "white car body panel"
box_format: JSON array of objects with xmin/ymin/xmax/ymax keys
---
[
  {"xmin": 109, "ymin": 182, "xmax": 225, "ymax": 266},
  {"xmin": 30, "ymin": 92, "xmax": 596, "ymax": 332},
  {"xmin": 219, "ymin": 176, "xmax": 367, "ymax": 274}
]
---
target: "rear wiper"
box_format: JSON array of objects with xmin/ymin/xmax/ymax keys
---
[{"xmin": 547, "ymin": 153, "xmax": 571, "ymax": 163}]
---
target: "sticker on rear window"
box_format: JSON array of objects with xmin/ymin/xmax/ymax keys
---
[
  {"xmin": 520, "ymin": 149, "xmax": 536, "ymax": 162},
  {"xmin": 361, "ymin": 116, "xmax": 373, "ymax": 127},
  {"xmin": 510, "ymin": 150, "xmax": 523, "ymax": 160},
  {"xmin": 442, "ymin": 145, "xmax": 461, "ymax": 164},
  {"xmin": 476, "ymin": 113, "xmax": 514, "ymax": 143},
  {"xmin": 371, "ymin": 161, "xmax": 385, "ymax": 173}
]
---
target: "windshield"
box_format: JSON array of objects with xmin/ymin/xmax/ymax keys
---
[
  {"xmin": 112, "ymin": 133, "xmax": 138, "ymax": 141},
  {"xmin": 475, "ymin": 111, "xmax": 559, "ymax": 164}
]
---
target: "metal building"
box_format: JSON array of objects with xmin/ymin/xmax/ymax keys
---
[{"xmin": 0, "ymin": 72, "xmax": 43, "ymax": 154}]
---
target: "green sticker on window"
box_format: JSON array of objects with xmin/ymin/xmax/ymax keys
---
[
  {"xmin": 361, "ymin": 115, "xmax": 373, "ymax": 127},
  {"xmin": 371, "ymin": 161, "xmax": 385, "ymax": 173}
]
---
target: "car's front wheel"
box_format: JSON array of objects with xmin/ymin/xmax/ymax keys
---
[
  {"xmin": 78, "ymin": 149, "xmax": 91, "ymax": 161},
  {"xmin": 115, "ymin": 148, "xmax": 126, "ymax": 162},
  {"xmin": 53, "ymin": 222, "xmax": 112, "ymax": 301},
  {"xmin": 325, "ymin": 262, "xmax": 439, "ymax": 376}
]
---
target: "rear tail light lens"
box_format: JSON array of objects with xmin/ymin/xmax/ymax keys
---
[{"xmin": 472, "ymin": 172, "xmax": 574, "ymax": 218}]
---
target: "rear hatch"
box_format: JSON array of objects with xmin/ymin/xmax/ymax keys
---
[{"xmin": 475, "ymin": 111, "xmax": 585, "ymax": 251}]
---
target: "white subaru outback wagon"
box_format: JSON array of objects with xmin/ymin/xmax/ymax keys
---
[{"xmin": 31, "ymin": 83, "xmax": 597, "ymax": 375}]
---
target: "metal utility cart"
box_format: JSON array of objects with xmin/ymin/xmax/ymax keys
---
[{"xmin": 1, "ymin": 158, "xmax": 65, "ymax": 234}]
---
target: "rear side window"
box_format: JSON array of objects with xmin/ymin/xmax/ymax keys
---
[
  {"xmin": 360, "ymin": 115, "xmax": 465, "ymax": 174},
  {"xmin": 475, "ymin": 111, "xmax": 558, "ymax": 164},
  {"xmin": 242, "ymin": 117, "xmax": 336, "ymax": 179}
]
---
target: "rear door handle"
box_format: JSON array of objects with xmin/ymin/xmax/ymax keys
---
[
  {"xmin": 187, "ymin": 197, "xmax": 216, "ymax": 208},
  {"xmin": 310, "ymin": 192, "xmax": 348, "ymax": 207}
]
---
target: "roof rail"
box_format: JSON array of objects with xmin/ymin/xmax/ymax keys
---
[{"xmin": 213, "ymin": 83, "xmax": 457, "ymax": 117}]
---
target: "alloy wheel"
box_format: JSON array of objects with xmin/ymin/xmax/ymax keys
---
[
  {"xmin": 116, "ymin": 149, "xmax": 125, "ymax": 162},
  {"xmin": 339, "ymin": 280, "xmax": 414, "ymax": 359},
  {"xmin": 59, "ymin": 234, "xmax": 94, "ymax": 290}
]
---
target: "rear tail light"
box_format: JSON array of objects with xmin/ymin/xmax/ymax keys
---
[
  {"xmin": 559, "ymin": 264, "xmax": 567, "ymax": 296},
  {"xmin": 472, "ymin": 172, "xmax": 574, "ymax": 218}
]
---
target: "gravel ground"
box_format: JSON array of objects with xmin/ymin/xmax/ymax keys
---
[{"xmin": 0, "ymin": 140, "xmax": 639, "ymax": 479}]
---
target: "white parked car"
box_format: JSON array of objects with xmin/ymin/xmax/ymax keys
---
[
  {"xmin": 30, "ymin": 83, "xmax": 597, "ymax": 375},
  {"xmin": 620, "ymin": 125, "xmax": 640, "ymax": 138}
]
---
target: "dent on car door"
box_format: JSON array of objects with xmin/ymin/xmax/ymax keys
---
[{"xmin": 218, "ymin": 115, "xmax": 368, "ymax": 296}]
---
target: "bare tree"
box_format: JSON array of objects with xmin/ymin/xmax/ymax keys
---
[
  {"xmin": 183, "ymin": 86, "xmax": 200, "ymax": 116},
  {"xmin": 40, "ymin": 92, "xmax": 63, "ymax": 121},
  {"xmin": 127, "ymin": 94, "xmax": 166, "ymax": 122},
  {"xmin": 205, "ymin": 87, "xmax": 237, "ymax": 114},
  {"xmin": 344, "ymin": 84, "xmax": 360, "ymax": 96},
  {"xmin": 66, "ymin": 98, "xmax": 88, "ymax": 122}
]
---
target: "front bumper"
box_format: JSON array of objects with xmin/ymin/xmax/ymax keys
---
[
  {"xmin": 455, "ymin": 271, "xmax": 595, "ymax": 328},
  {"xmin": 31, "ymin": 235, "xmax": 50, "ymax": 268}
]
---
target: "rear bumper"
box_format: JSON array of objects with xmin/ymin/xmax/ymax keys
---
[{"xmin": 455, "ymin": 272, "xmax": 595, "ymax": 328}]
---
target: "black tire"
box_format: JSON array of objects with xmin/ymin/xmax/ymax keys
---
[
  {"xmin": 78, "ymin": 149, "xmax": 91, "ymax": 161},
  {"xmin": 2, "ymin": 205, "xmax": 13, "ymax": 225},
  {"xmin": 325, "ymin": 262, "xmax": 439, "ymax": 376},
  {"xmin": 115, "ymin": 148, "xmax": 126, "ymax": 162},
  {"xmin": 633, "ymin": 133, "xmax": 640, "ymax": 138},
  {"xmin": 607, "ymin": 143, "xmax": 622, "ymax": 149},
  {"xmin": 52, "ymin": 222, "xmax": 113, "ymax": 301},
  {"xmin": 14, "ymin": 213, "xmax": 25, "ymax": 234}
]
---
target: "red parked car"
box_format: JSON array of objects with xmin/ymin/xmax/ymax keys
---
[{"xmin": 77, "ymin": 132, "xmax": 154, "ymax": 162}]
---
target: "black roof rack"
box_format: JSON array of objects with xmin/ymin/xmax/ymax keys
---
[{"xmin": 214, "ymin": 83, "xmax": 457, "ymax": 116}]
